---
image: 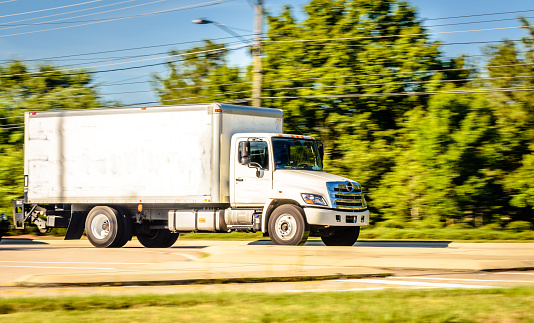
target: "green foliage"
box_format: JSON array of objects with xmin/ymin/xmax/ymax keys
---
[
  {"xmin": 261, "ymin": 3, "xmax": 534, "ymax": 228},
  {"xmin": 506, "ymin": 221, "xmax": 533, "ymax": 232},
  {"xmin": 0, "ymin": 61, "xmax": 101, "ymax": 218},
  {"xmin": 152, "ymin": 39, "xmax": 250, "ymax": 105}
]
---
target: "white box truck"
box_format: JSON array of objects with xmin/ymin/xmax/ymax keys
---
[{"xmin": 11, "ymin": 103, "xmax": 369, "ymax": 247}]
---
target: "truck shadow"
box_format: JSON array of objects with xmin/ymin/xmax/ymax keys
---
[
  {"xmin": 0, "ymin": 238, "xmax": 48, "ymax": 245},
  {"xmin": 249, "ymin": 240, "xmax": 452, "ymax": 248}
]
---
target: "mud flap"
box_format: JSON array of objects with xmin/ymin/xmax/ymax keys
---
[{"xmin": 64, "ymin": 211, "xmax": 87, "ymax": 240}]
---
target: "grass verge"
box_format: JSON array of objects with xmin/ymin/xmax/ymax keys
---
[
  {"xmin": 5, "ymin": 228, "xmax": 534, "ymax": 242},
  {"xmin": 0, "ymin": 287, "xmax": 533, "ymax": 322}
]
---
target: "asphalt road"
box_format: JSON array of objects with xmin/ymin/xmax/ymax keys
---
[{"xmin": 1, "ymin": 237, "xmax": 533, "ymax": 298}]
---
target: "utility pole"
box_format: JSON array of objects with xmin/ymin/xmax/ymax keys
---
[{"xmin": 252, "ymin": 0, "xmax": 263, "ymax": 107}]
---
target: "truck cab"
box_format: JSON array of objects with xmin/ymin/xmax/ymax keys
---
[{"xmin": 230, "ymin": 133, "xmax": 369, "ymax": 246}]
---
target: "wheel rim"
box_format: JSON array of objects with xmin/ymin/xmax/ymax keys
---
[
  {"xmin": 91, "ymin": 213, "xmax": 111, "ymax": 240},
  {"xmin": 275, "ymin": 214, "xmax": 297, "ymax": 241}
]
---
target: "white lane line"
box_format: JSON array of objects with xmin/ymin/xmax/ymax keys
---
[
  {"xmin": 338, "ymin": 279, "xmax": 493, "ymax": 289},
  {"xmin": 390, "ymin": 277, "xmax": 534, "ymax": 283},
  {"xmin": 0, "ymin": 261, "xmax": 151, "ymax": 265},
  {"xmin": 499, "ymin": 272, "xmax": 534, "ymax": 276},
  {"xmin": 172, "ymin": 253, "xmax": 201, "ymax": 261},
  {"xmin": 0, "ymin": 265, "xmax": 115, "ymax": 270}
]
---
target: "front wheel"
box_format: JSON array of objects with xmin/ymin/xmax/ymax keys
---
[
  {"xmin": 321, "ymin": 227, "xmax": 360, "ymax": 246},
  {"xmin": 137, "ymin": 229, "xmax": 179, "ymax": 248},
  {"xmin": 268, "ymin": 204, "xmax": 309, "ymax": 246}
]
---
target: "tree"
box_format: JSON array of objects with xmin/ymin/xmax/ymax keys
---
[
  {"xmin": 0, "ymin": 61, "xmax": 100, "ymax": 216},
  {"xmin": 261, "ymin": 0, "xmax": 459, "ymax": 222},
  {"xmin": 153, "ymin": 40, "xmax": 250, "ymax": 105},
  {"xmin": 490, "ymin": 19, "xmax": 534, "ymax": 222}
]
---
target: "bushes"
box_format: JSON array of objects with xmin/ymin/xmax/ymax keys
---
[{"xmin": 506, "ymin": 221, "xmax": 533, "ymax": 232}]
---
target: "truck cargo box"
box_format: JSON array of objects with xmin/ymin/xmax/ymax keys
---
[{"xmin": 24, "ymin": 103, "xmax": 282, "ymax": 204}]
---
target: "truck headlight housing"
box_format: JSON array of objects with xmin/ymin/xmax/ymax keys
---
[{"xmin": 301, "ymin": 193, "xmax": 328, "ymax": 206}]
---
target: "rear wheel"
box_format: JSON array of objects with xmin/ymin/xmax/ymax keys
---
[
  {"xmin": 114, "ymin": 208, "xmax": 133, "ymax": 248},
  {"xmin": 321, "ymin": 227, "xmax": 360, "ymax": 246},
  {"xmin": 268, "ymin": 204, "xmax": 309, "ymax": 246},
  {"xmin": 85, "ymin": 206, "xmax": 125, "ymax": 248},
  {"xmin": 137, "ymin": 229, "xmax": 179, "ymax": 248}
]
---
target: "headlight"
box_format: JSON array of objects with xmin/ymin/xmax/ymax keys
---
[{"xmin": 301, "ymin": 193, "xmax": 328, "ymax": 206}]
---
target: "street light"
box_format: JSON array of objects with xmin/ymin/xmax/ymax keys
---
[
  {"xmin": 193, "ymin": 1, "xmax": 263, "ymax": 107},
  {"xmin": 192, "ymin": 19, "xmax": 251, "ymax": 45}
]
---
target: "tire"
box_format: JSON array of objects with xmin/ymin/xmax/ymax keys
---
[
  {"xmin": 321, "ymin": 227, "xmax": 360, "ymax": 246},
  {"xmin": 114, "ymin": 209, "xmax": 133, "ymax": 248},
  {"xmin": 137, "ymin": 229, "xmax": 179, "ymax": 248},
  {"xmin": 85, "ymin": 206, "xmax": 125, "ymax": 248},
  {"xmin": 268, "ymin": 204, "xmax": 309, "ymax": 246}
]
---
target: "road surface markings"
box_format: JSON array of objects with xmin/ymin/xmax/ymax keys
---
[
  {"xmin": 0, "ymin": 260, "xmax": 152, "ymax": 265},
  {"xmin": 389, "ymin": 276, "xmax": 534, "ymax": 283},
  {"xmin": 172, "ymin": 253, "xmax": 201, "ymax": 261},
  {"xmin": 0, "ymin": 265, "xmax": 116, "ymax": 270},
  {"xmin": 498, "ymin": 272, "xmax": 534, "ymax": 276}
]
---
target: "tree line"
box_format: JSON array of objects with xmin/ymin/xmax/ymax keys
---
[{"xmin": 1, "ymin": 0, "xmax": 533, "ymax": 230}]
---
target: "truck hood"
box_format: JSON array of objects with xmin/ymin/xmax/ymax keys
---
[{"xmin": 273, "ymin": 169, "xmax": 356, "ymax": 189}]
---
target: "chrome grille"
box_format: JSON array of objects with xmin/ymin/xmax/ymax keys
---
[{"xmin": 327, "ymin": 182, "xmax": 367, "ymax": 210}]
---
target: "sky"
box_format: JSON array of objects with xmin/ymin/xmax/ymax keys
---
[{"xmin": 0, "ymin": 0, "xmax": 532, "ymax": 106}]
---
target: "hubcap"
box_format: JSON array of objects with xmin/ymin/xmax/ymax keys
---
[
  {"xmin": 275, "ymin": 214, "xmax": 297, "ymax": 241},
  {"xmin": 91, "ymin": 213, "xmax": 111, "ymax": 240}
]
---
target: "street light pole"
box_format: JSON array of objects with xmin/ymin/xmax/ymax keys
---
[
  {"xmin": 252, "ymin": 0, "xmax": 263, "ymax": 107},
  {"xmin": 194, "ymin": 1, "xmax": 264, "ymax": 106}
]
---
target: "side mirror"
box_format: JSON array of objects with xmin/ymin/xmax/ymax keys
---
[
  {"xmin": 240, "ymin": 141, "xmax": 251, "ymax": 165},
  {"xmin": 256, "ymin": 168, "xmax": 265, "ymax": 178}
]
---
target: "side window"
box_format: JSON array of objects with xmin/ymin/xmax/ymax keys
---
[{"xmin": 239, "ymin": 141, "xmax": 269, "ymax": 170}]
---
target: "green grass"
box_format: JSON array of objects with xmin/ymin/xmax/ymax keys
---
[
  {"xmin": 1, "ymin": 287, "xmax": 534, "ymax": 322},
  {"xmin": 176, "ymin": 228, "xmax": 534, "ymax": 242},
  {"xmin": 6, "ymin": 227, "xmax": 534, "ymax": 242},
  {"xmin": 358, "ymin": 227, "xmax": 534, "ymax": 241}
]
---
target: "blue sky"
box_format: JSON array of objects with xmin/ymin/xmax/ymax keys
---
[{"xmin": 0, "ymin": 0, "xmax": 532, "ymax": 105}]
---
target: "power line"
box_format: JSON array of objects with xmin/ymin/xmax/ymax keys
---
[
  {"xmin": 263, "ymin": 39, "xmax": 525, "ymax": 48},
  {"xmin": 2, "ymin": 61, "xmax": 530, "ymax": 102},
  {"xmin": 0, "ymin": 0, "xmax": 104, "ymax": 19},
  {"xmin": 0, "ymin": 34, "xmax": 253, "ymax": 63},
  {"xmin": 2, "ymin": 63, "xmax": 532, "ymax": 108},
  {"xmin": 0, "ymin": 44, "xmax": 248, "ymax": 77},
  {"xmin": 0, "ymin": 38, "xmax": 525, "ymax": 80},
  {"xmin": 425, "ymin": 9, "xmax": 534, "ymax": 21},
  {"xmin": 263, "ymin": 25, "xmax": 527, "ymax": 44},
  {"xmin": 3, "ymin": 83, "xmax": 533, "ymax": 128},
  {"xmin": 0, "ymin": 0, "xmax": 230, "ymax": 38},
  {"xmin": 256, "ymin": 87, "xmax": 534, "ymax": 100},
  {"xmin": 426, "ymin": 16, "xmax": 534, "ymax": 28},
  {"xmin": 34, "ymin": 38, "xmax": 249, "ymax": 69},
  {"xmin": 3, "ymin": 85, "xmax": 534, "ymax": 128},
  {"xmin": 0, "ymin": 0, "xmax": 138, "ymax": 29}
]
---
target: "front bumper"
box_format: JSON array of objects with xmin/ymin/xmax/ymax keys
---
[{"xmin": 303, "ymin": 207, "xmax": 369, "ymax": 226}]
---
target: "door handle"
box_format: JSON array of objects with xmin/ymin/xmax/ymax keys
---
[{"xmin": 236, "ymin": 178, "xmax": 244, "ymax": 182}]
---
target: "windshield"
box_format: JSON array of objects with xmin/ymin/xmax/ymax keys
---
[{"xmin": 272, "ymin": 137, "xmax": 323, "ymax": 171}]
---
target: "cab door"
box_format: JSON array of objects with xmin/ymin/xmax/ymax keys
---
[{"xmin": 232, "ymin": 138, "xmax": 272, "ymax": 207}]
